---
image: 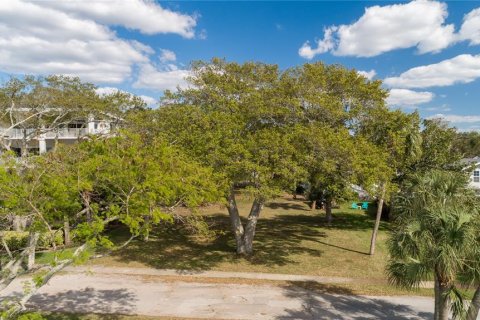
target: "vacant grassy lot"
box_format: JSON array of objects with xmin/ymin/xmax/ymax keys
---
[{"xmin": 91, "ymin": 193, "xmax": 391, "ymax": 281}]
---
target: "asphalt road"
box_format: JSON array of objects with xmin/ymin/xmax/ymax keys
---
[{"xmin": 0, "ymin": 268, "xmax": 436, "ymax": 319}]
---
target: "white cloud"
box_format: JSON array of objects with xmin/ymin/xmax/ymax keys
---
[
  {"xmin": 459, "ymin": 8, "xmax": 480, "ymax": 45},
  {"xmin": 159, "ymin": 49, "xmax": 177, "ymax": 63},
  {"xmin": 457, "ymin": 126, "xmax": 480, "ymax": 132},
  {"xmin": 39, "ymin": 0, "xmax": 197, "ymax": 38},
  {"xmin": 139, "ymin": 95, "xmax": 158, "ymax": 107},
  {"xmin": 386, "ymin": 89, "xmax": 435, "ymax": 107},
  {"xmin": 357, "ymin": 69, "xmax": 376, "ymax": 80},
  {"xmin": 96, "ymin": 87, "xmax": 156, "ymax": 107},
  {"xmin": 425, "ymin": 104, "xmax": 451, "ymax": 112},
  {"xmin": 299, "ymin": 26, "xmax": 337, "ymax": 59},
  {"xmin": 299, "ymin": 0, "xmax": 458, "ymax": 58},
  {"xmin": 429, "ymin": 114, "xmax": 480, "ymax": 123},
  {"xmin": 133, "ymin": 64, "xmax": 190, "ymax": 92},
  {"xmin": 0, "ymin": 0, "xmax": 196, "ymax": 84},
  {"xmin": 198, "ymin": 29, "xmax": 208, "ymax": 40},
  {"xmin": 384, "ymin": 54, "xmax": 480, "ymax": 88},
  {"xmin": 95, "ymin": 87, "xmax": 123, "ymax": 96}
]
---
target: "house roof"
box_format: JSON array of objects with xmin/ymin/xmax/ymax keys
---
[{"xmin": 460, "ymin": 157, "xmax": 480, "ymax": 166}]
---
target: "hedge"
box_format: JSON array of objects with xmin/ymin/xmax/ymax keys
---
[{"xmin": 1, "ymin": 231, "xmax": 64, "ymax": 252}]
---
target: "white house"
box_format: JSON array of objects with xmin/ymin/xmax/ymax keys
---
[
  {"xmin": 462, "ymin": 157, "xmax": 480, "ymax": 191},
  {"xmin": 0, "ymin": 116, "xmax": 113, "ymax": 156}
]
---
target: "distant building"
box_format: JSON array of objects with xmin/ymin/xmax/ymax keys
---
[
  {"xmin": 461, "ymin": 157, "xmax": 480, "ymax": 190},
  {"xmin": 0, "ymin": 116, "xmax": 114, "ymax": 156}
]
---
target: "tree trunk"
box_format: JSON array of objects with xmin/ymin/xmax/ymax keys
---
[
  {"xmin": 243, "ymin": 198, "xmax": 263, "ymax": 255},
  {"xmin": 144, "ymin": 214, "xmax": 151, "ymax": 241},
  {"xmin": 21, "ymin": 129, "xmax": 28, "ymax": 158},
  {"xmin": 54, "ymin": 131, "xmax": 59, "ymax": 151},
  {"xmin": 1, "ymin": 233, "xmax": 13, "ymax": 259},
  {"xmin": 26, "ymin": 232, "xmax": 39, "ymax": 271},
  {"xmin": 438, "ymin": 285, "xmax": 451, "ymax": 320},
  {"xmin": 325, "ymin": 198, "xmax": 333, "ymax": 224},
  {"xmin": 3, "ymin": 243, "xmax": 88, "ymax": 319},
  {"xmin": 434, "ymin": 276, "xmax": 441, "ymax": 320},
  {"xmin": 0, "ymin": 246, "xmax": 32, "ymax": 291},
  {"xmin": 369, "ymin": 183, "xmax": 386, "ymax": 256},
  {"xmin": 63, "ymin": 215, "xmax": 71, "ymax": 247},
  {"xmin": 467, "ymin": 285, "xmax": 480, "ymax": 320},
  {"xmin": 226, "ymin": 189, "xmax": 246, "ymax": 254},
  {"xmin": 12, "ymin": 215, "xmax": 28, "ymax": 231},
  {"xmin": 12, "ymin": 215, "xmax": 22, "ymax": 231},
  {"xmin": 434, "ymin": 273, "xmax": 451, "ymax": 320},
  {"xmin": 310, "ymin": 200, "xmax": 316, "ymax": 210},
  {"xmin": 0, "ymin": 137, "xmax": 12, "ymax": 153},
  {"xmin": 82, "ymin": 191, "xmax": 92, "ymax": 223}
]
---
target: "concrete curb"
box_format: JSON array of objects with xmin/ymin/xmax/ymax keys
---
[{"xmin": 64, "ymin": 265, "xmax": 435, "ymax": 288}]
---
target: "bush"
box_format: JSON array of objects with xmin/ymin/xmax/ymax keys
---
[
  {"xmin": 39, "ymin": 231, "xmax": 64, "ymax": 249},
  {"xmin": 1, "ymin": 231, "xmax": 28, "ymax": 251},
  {"xmin": 1, "ymin": 230, "xmax": 63, "ymax": 252},
  {"xmin": 17, "ymin": 312, "xmax": 46, "ymax": 320}
]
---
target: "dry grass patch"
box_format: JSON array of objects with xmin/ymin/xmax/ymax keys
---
[{"xmin": 91, "ymin": 193, "xmax": 391, "ymax": 281}]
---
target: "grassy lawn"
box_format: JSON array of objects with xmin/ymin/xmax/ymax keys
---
[
  {"xmin": 36, "ymin": 248, "xmax": 77, "ymax": 265},
  {"xmin": 30, "ymin": 196, "xmax": 442, "ymax": 300},
  {"xmin": 91, "ymin": 193, "xmax": 391, "ymax": 281}
]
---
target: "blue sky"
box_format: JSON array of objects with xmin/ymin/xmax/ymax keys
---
[{"xmin": 1, "ymin": 1, "xmax": 479, "ymax": 130}]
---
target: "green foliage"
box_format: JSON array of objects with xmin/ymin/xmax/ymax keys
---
[
  {"xmin": 297, "ymin": 124, "xmax": 389, "ymax": 203},
  {"xmin": 1, "ymin": 231, "xmax": 63, "ymax": 251},
  {"xmin": 358, "ymin": 109, "xmax": 422, "ymax": 198},
  {"xmin": 156, "ymin": 59, "xmax": 305, "ymax": 200},
  {"xmin": 17, "ymin": 312, "xmax": 46, "ymax": 320},
  {"xmin": 454, "ymin": 131, "xmax": 480, "ymax": 158},
  {"xmin": 1, "ymin": 231, "xmax": 28, "ymax": 251},
  {"xmin": 415, "ymin": 119, "xmax": 462, "ymax": 172},
  {"xmin": 0, "ymin": 75, "xmax": 145, "ymax": 151},
  {"xmin": 1, "ymin": 126, "xmax": 222, "ymax": 272},
  {"xmin": 137, "ymin": 59, "xmax": 390, "ymax": 205},
  {"xmin": 32, "ymin": 270, "xmax": 48, "ymax": 288},
  {"xmin": 359, "ymin": 108, "xmax": 462, "ymax": 202},
  {"xmin": 387, "ymin": 170, "xmax": 480, "ymax": 317},
  {"xmin": 39, "ymin": 231, "xmax": 64, "ymax": 249},
  {"xmin": 388, "ymin": 170, "xmax": 478, "ymax": 285},
  {"xmin": 72, "ymin": 246, "xmax": 93, "ymax": 266},
  {"xmin": 184, "ymin": 213, "xmax": 220, "ymax": 242}
]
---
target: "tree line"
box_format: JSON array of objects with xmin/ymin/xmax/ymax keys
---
[{"xmin": 0, "ymin": 59, "xmax": 479, "ymax": 319}]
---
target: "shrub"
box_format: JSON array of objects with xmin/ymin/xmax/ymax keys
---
[
  {"xmin": 17, "ymin": 312, "xmax": 46, "ymax": 320},
  {"xmin": 1, "ymin": 231, "xmax": 28, "ymax": 252},
  {"xmin": 1, "ymin": 230, "xmax": 63, "ymax": 252},
  {"xmin": 38, "ymin": 231, "xmax": 64, "ymax": 249}
]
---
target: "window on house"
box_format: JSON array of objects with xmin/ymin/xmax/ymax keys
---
[
  {"xmin": 68, "ymin": 123, "xmax": 85, "ymax": 129},
  {"xmin": 474, "ymin": 170, "xmax": 480, "ymax": 183}
]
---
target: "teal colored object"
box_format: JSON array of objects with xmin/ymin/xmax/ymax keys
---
[
  {"xmin": 351, "ymin": 202, "xmax": 359, "ymax": 209},
  {"xmin": 361, "ymin": 202, "xmax": 369, "ymax": 210}
]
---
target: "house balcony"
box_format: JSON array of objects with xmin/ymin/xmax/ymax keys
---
[{"xmin": 1, "ymin": 128, "xmax": 88, "ymax": 140}]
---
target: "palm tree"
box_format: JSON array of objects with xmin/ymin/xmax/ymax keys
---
[
  {"xmin": 387, "ymin": 170, "xmax": 479, "ymax": 320},
  {"xmin": 458, "ymin": 228, "xmax": 480, "ymax": 320}
]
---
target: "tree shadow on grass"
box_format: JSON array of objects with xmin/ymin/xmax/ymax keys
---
[
  {"xmin": 266, "ymin": 201, "xmax": 312, "ymax": 212},
  {"xmin": 276, "ymin": 281, "xmax": 433, "ymax": 319},
  {"xmin": 103, "ymin": 200, "xmax": 388, "ymax": 272},
  {"xmin": 255, "ymin": 212, "xmax": 385, "ymax": 256},
  {"xmin": 27, "ymin": 288, "xmax": 136, "ymax": 317},
  {"xmin": 328, "ymin": 211, "xmax": 389, "ymax": 232},
  {"xmin": 104, "ymin": 210, "xmax": 327, "ymax": 272}
]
